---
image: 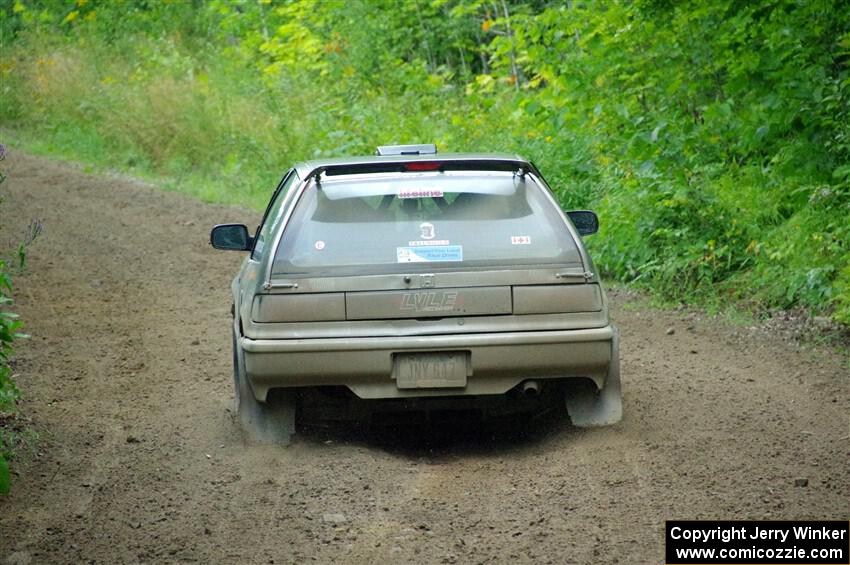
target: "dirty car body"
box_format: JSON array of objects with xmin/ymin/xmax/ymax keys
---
[{"xmin": 211, "ymin": 146, "xmax": 622, "ymax": 443}]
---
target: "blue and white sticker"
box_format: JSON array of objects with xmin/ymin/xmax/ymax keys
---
[{"xmin": 397, "ymin": 245, "xmax": 463, "ymax": 263}]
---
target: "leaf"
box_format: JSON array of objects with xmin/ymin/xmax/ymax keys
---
[
  {"xmin": 650, "ymin": 121, "xmax": 667, "ymax": 142},
  {"xmin": 638, "ymin": 160, "xmax": 656, "ymax": 176},
  {"xmin": 832, "ymin": 165, "xmax": 850, "ymax": 179}
]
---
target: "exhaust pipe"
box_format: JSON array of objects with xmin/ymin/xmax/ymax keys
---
[{"xmin": 522, "ymin": 380, "xmax": 541, "ymax": 397}]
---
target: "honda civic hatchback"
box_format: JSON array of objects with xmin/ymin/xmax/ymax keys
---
[{"xmin": 211, "ymin": 145, "xmax": 621, "ymax": 443}]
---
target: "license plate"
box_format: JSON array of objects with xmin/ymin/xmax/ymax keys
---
[{"xmin": 394, "ymin": 352, "xmax": 469, "ymax": 389}]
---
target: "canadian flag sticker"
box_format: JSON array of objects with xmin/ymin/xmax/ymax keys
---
[{"xmin": 511, "ymin": 235, "xmax": 531, "ymax": 245}]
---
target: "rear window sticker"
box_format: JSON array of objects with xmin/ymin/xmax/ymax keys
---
[
  {"xmin": 408, "ymin": 239, "xmax": 450, "ymax": 247},
  {"xmin": 397, "ymin": 246, "xmax": 463, "ymax": 263},
  {"xmin": 419, "ymin": 222, "xmax": 435, "ymax": 240},
  {"xmin": 314, "ymin": 240, "xmax": 326, "ymax": 250},
  {"xmin": 399, "ymin": 189, "xmax": 444, "ymax": 199},
  {"xmin": 511, "ymin": 235, "xmax": 532, "ymax": 245}
]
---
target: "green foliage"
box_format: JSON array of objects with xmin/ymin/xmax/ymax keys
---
[
  {"xmin": 0, "ymin": 146, "xmax": 16, "ymax": 494},
  {"xmin": 0, "ymin": 143, "xmax": 39, "ymax": 494},
  {"xmin": 1, "ymin": 0, "xmax": 848, "ymax": 323},
  {"xmin": 0, "ymin": 455, "xmax": 9, "ymax": 494},
  {"xmin": 0, "ymin": 144, "xmax": 10, "ymax": 493}
]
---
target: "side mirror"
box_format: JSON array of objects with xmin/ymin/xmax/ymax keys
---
[
  {"xmin": 210, "ymin": 224, "xmax": 252, "ymax": 251},
  {"xmin": 567, "ymin": 210, "xmax": 599, "ymax": 236}
]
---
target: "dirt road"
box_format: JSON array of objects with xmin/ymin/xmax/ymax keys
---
[{"xmin": 0, "ymin": 151, "xmax": 847, "ymax": 564}]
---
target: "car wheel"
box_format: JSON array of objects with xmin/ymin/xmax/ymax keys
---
[
  {"xmin": 564, "ymin": 327, "xmax": 623, "ymax": 427},
  {"xmin": 232, "ymin": 328, "xmax": 296, "ymax": 445}
]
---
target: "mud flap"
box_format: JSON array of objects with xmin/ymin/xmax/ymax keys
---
[
  {"xmin": 237, "ymin": 387, "xmax": 297, "ymax": 445},
  {"xmin": 233, "ymin": 329, "xmax": 296, "ymax": 445},
  {"xmin": 565, "ymin": 327, "xmax": 623, "ymax": 427}
]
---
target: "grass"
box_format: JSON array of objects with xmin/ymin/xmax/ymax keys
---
[
  {"xmin": 1, "ymin": 126, "xmax": 274, "ymax": 211},
  {"xmin": 0, "ymin": 37, "xmax": 599, "ymax": 212}
]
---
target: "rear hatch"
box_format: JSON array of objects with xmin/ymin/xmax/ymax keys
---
[{"xmin": 254, "ymin": 169, "xmax": 601, "ymax": 325}]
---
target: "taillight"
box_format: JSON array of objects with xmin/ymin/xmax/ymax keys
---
[
  {"xmin": 512, "ymin": 284, "xmax": 603, "ymax": 314},
  {"xmin": 252, "ymin": 293, "xmax": 345, "ymax": 323}
]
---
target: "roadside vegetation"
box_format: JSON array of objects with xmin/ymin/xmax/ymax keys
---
[
  {"xmin": 0, "ymin": 145, "xmax": 12, "ymax": 494},
  {"xmin": 0, "ymin": 145, "xmax": 42, "ymax": 494},
  {"xmin": 1, "ymin": 0, "xmax": 848, "ymax": 324}
]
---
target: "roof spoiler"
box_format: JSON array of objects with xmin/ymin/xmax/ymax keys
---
[{"xmin": 308, "ymin": 158, "xmax": 536, "ymax": 181}]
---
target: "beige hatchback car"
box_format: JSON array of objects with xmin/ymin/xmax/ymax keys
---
[{"xmin": 211, "ymin": 145, "xmax": 621, "ymax": 443}]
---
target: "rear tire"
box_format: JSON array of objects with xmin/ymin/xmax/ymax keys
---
[{"xmin": 232, "ymin": 329, "xmax": 296, "ymax": 445}]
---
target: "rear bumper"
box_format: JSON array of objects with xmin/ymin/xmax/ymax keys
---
[{"xmin": 241, "ymin": 326, "xmax": 616, "ymax": 400}]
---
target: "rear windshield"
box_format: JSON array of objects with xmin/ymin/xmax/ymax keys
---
[{"xmin": 272, "ymin": 171, "xmax": 581, "ymax": 276}]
